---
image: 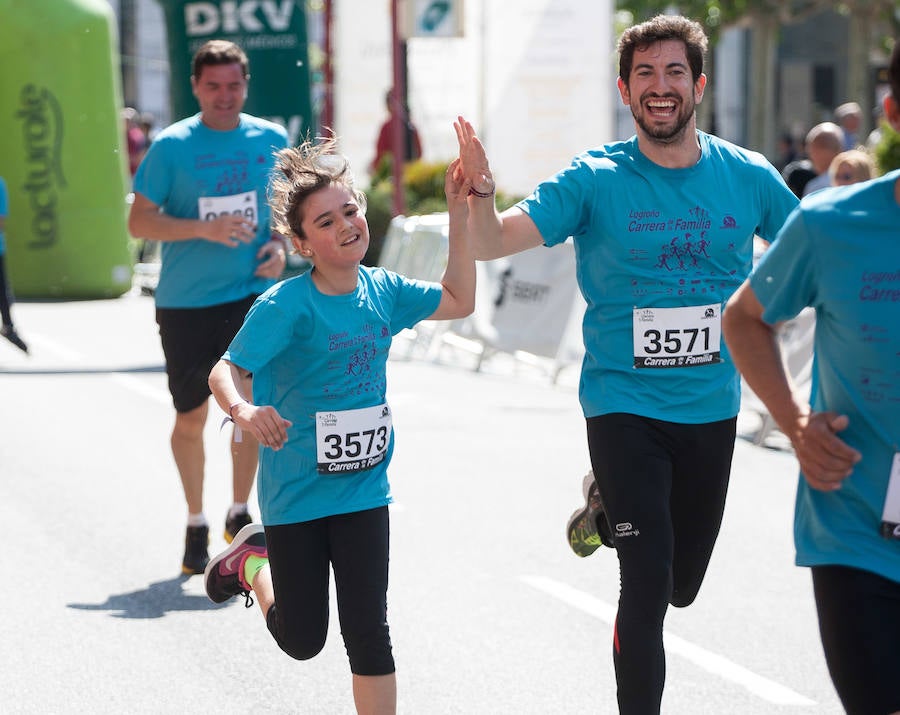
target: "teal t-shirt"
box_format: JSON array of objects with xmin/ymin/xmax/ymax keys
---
[
  {"xmin": 133, "ymin": 113, "xmax": 289, "ymax": 308},
  {"xmin": 0, "ymin": 176, "xmax": 7, "ymax": 255},
  {"xmin": 519, "ymin": 131, "xmax": 798, "ymax": 422},
  {"xmin": 224, "ymin": 266, "xmax": 442, "ymax": 526},
  {"xmin": 749, "ymin": 172, "xmax": 900, "ymax": 583}
]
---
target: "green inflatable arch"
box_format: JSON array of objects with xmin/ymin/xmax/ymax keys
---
[{"xmin": 0, "ymin": 0, "xmax": 132, "ymax": 298}]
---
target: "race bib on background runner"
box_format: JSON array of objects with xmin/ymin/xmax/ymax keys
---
[
  {"xmin": 198, "ymin": 190, "xmax": 258, "ymax": 227},
  {"xmin": 315, "ymin": 404, "xmax": 392, "ymax": 475},
  {"xmin": 633, "ymin": 304, "xmax": 722, "ymax": 369}
]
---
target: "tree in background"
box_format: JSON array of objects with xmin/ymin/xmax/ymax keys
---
[{"xmin": 616, "ymin": 1, "xmax": 899, "ymax": 157}]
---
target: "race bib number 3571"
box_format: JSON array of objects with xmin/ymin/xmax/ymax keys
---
[
  {"xmin": 633, "ymin": 304, "xmax": 722, "ymax": 369},
  {"xmin": 315, "ymin": 404, "xmax": 392, "ymax": 475}
]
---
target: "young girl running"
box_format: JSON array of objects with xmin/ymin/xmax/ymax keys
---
[{"xmin": 204, "ymin": 134, "xmax": 475, "ymax": 714}]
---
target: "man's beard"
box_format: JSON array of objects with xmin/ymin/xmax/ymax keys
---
[{"xmin": 632, "ymin": 95, "xmax": 695, "ymax": 144}]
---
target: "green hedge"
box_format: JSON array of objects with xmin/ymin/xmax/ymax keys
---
[{"xmin": 873, "ymin": 119, "xmax": 900, "ymax": 176}]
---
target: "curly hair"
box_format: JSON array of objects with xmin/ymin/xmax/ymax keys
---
[
  {"xmin": 269, "ymin": 137, "xmax": 368, "ymax": 239},
  {"xmin": 618, "ymin": 15, "xmax": 708, "ymax": 85}
]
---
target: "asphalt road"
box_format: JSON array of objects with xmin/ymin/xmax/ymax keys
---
[{"xmin": 0, "ymin": 293, "xmax": 843, "ymax": 714}]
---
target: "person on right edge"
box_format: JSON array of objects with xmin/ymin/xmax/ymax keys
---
[
  {"xmin": 456, "ymin": 14, "xmax": 798, "ymax": 714},
  {"xmin": 722, "ymin": 38, "xmax": 900, "ymax": 715}
]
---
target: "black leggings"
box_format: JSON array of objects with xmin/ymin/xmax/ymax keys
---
[
  {"xmin": 0, "ymin": 254, "xmax": 14, "ymax": 327},
  {"xmin": 263, "ymin": 506, "xmax": 394, "ymax": 676},
  {"xmin": 812, "ymin": 565, "xmax": 900, "ymax": 715},
  {"xmin": 586, "ymin": 413, "xmax": 736, "ymax": 715}
]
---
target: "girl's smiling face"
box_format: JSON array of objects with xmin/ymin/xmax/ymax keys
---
[{"xmin": 294, "ymin": 184, "xmax": 370, "ymax": 268}]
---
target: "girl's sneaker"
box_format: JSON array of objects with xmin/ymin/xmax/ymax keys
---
[{"xmin": 204, "ymin": 523, "xmax": 267, "ymax": 607}]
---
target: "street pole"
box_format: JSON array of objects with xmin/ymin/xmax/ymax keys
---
[
  {"xmin": 119, "ymin": 0, "xmax": 138, "ymax": 106},
  {"xmin": 390, "ymin": 0, "xmax": 406, "ymax": 216},
  {"xmin": 322, "ymin": 0, "xmax": 334, "ymax": 133}
]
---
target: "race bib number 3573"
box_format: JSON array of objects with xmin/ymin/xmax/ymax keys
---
[
  {"xmin": 633, "ymin": 304, "xmax": 722, "ymax": 369},
  {"xmin": 315, "ymin": 404, "xmax": 392, "ymax": 475}
]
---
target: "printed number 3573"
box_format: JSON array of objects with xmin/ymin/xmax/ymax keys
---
[{"xmin": 322, "ymin": 427, "xmax": 388, "ymax": 459}]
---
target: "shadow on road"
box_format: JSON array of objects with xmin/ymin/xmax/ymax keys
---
[
  {"xmin": 0, "ymin": 364, "xmax": 165, "ymax": 376},
  {"xmin": 67, "ymin": 574, "xmax": 229, "ymax": 619}
]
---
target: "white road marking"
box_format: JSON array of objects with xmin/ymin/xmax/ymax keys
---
[
  {"xmin": 26, "ymin": 333, "xmax": 84, "ymax": 361},
  {"xmin": 109, "ymin": 372, "xmax": 171, "ymax": 405},
  {"xmin": 520, "ymin": 574, "xmax": 816, "ymax": 707},
  {"xmin": 22, "ymin": 333, "xmax": 171, "ymax": 404}
]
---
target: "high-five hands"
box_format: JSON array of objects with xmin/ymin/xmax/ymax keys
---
[{"xmin": 454, "ymin": 116, "xmax": 495, "ymax": 196}]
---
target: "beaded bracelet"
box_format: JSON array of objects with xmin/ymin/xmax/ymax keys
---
[
  {"xmin": 228, "ymin": 400, "xmax": 249, "ymax": 420},
  {"xmin": 468, "ymin": 179, "xmax": 495, "ymax": 199}
]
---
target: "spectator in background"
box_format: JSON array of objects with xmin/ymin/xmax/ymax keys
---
[
  {"xmin": 802, "ymin": 122, "xmax": 845, "ymax": 196},
  {"xmin": 828, "ymin": 149, "xmax": 875, "ymax": 186},
  {"xmin": 139, "ymin": 111, "xmax": 156, "ymax": 146},
  {"xmin": 781, "ymin": 136, "xmax": 817, "ymax": 199},
  {"xmin": 774, "ymin": 132, "xmax": 799, "ymax": 172},
  {"xmin": 866, "ymin": 102, "xmax": 886, "ymax": 153},
  {"xmin": 833, "ymin": 101, "xmax": 862, "ymax": 150},
  {"xmin": 122, "ymin": 106, "xmax": 148, "ymax": 178},
  {"xmin": 0, "ymin": 175, "xmax": 28, "ymax": 353},
  {"xmin": 369, "ymin": 89, "xmax": 422, "ymax": 176}
]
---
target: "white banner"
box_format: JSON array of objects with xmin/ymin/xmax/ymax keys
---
[{"xmin": 455, "ymin": 241, "xmax": 583, "ymax": 366}]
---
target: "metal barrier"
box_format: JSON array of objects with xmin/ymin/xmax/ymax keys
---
[{"xmin": 379, "ymin": 213, "xmax": 585, "ymax": 381}]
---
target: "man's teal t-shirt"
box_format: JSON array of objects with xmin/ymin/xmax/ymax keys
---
[
  {"xmin": 749, "ymin": 172, "xmax": 900, "ymax": 583},
  {"xmin": 224, "ymin": 266, "xmax": 442, "ymax": 526},
  {"xmin": 133, "ymin": 113, "xmax": 288, "ymax": 308},
  {"xmin": 519, "ymin": 131, "xmax": 798, "ymax": 423}
]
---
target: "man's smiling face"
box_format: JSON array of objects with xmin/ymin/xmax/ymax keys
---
[{"xmin": 618, "ymin": 39, "xmax": 705, "ymax": 145}]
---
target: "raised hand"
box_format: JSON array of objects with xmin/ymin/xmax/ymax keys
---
[{"xmin": 454, "ymin": 115, "xmax": 494, "ymax": 196}]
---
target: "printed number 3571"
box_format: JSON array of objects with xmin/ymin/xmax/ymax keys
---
[{"xmin": 642, "ymin": 327, "xmax": 710, "ymax": 354}]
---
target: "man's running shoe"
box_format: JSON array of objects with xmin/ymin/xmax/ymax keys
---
[
  {"xmin": 204, "ymin": 523, "xmax": 267, "ymax": 607},
  {"xmin": 566, "ymin": 471, "xmax": 615, "ymax": 557},
  {"xmin": 1, "ymin": 325, "xmax": 28, "ymax": 353},
  {"xmin": 182, "ymin": 524, "xmax": 210, "ymax": 575},
  {"xmin": 224, "ymin": 509, "xmax": 253, "ymax": 544}
]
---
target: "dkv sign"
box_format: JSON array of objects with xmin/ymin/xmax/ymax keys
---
[
  {"xmin": 184, "ymin": 0, "xmax": 295, "ymax": 34},
  {"xmin": 159, "ymin": 0, "xmax": 312, "ymax": 144}
]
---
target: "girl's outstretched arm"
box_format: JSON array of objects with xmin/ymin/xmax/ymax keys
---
[{"xmin": 430, "ymin": 157, "xmax": 475, "ymax": 321}]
